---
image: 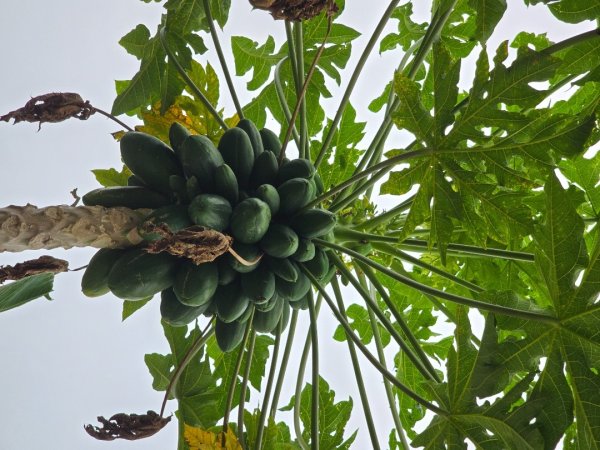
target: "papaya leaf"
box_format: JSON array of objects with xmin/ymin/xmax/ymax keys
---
[
  {"xmin": 92, "ymin": 166, "xmax": 132, "ymax": 187},
  {"xmin": 122, "ymin": 297, "xmax": 152, "ymax": 321},
  {"xmin": 0, "ymin": 273, "xmax": 54, "ymax": 313},
  {"xmin": 145, "ymin": 322, "xmax": 224, "ymax": 428},
  {"xmin": 282, "ymin": 376, "xmax": 356, "ymax": 450},
  {"xmin": 112, "ymin": 0, "xmax": 231, "ymax": 115},
  {"xmin": 243, "ymin": 409, "xmax": 300, "ymax": 450},
  {"xmin": 525, "ymin": 0, "xmax": 600, "ymax": 23},
  {"xmin": 467, "ymin": 0, "xmax": 507, "ymax": 43}
]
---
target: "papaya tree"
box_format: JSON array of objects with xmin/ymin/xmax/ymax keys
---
[{"xmin": 1, "ymin": 0, "xmax": 600, "ymax": 449}]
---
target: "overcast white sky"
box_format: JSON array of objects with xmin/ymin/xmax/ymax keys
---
[{"xmin": 0, "ymin": 1, "xmax": 586, "ymax": 449}]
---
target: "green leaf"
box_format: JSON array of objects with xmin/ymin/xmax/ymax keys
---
[
  {"xmin": 244, "ymin": 409, "xmax": 301, "ymax": 450},
  {"xmin": 526, "ymin": 0, "xmax": 600, "ymax": 23},
  {"xmin": 534, "ymin": 172, "xmax": 588, "ymax": 315},
  {"xmin": 231, "ymin": 35, "xmax": 281, "ymax": 91},
  {"xmin": 295, "ymin": 376, "xmax": 357, "ymax": 450},
  {"xmin": 467, "ymin": 0, "xmax": 507, "ymax": 43},
  {"xmin": 92, "ymin": 166, "xmax": 132, "ymax": 187},
  {"xmin": 122, "ymin": 297, "xmax": 152, "ymax": 321},
  {"xmin": 0, "ymin": 273, "xmax": 54, "ymax": 313}
]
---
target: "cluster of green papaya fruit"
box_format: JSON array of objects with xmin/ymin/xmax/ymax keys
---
[{"xmin": 81, "ymin": 119, "xmax": 335, "ymax": 352}]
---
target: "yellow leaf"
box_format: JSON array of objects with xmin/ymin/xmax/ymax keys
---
[{"xmin": 184, "ymin": 425, "xmax": 242, "ymax": 450}]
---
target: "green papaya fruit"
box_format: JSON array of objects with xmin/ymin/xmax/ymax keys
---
[
  {"xmin": 215, "ymin": 318, "xmax": 246, "ymax": 352},
  {"xmin": 228, "ymin": 242, "xmax": 262, "ymax": 273},
  {"xmin": 188, "ymin": 194, "xmax": 232, "ymax": 231},
  {"xmin": 168, "ymin": 122, "xmax": 191, "ymax": 158},
  {"xmin": 218, "ymin": 127, "xmax": 254, "ymax": 189},
  {"xmin": 237, "ymin": 118, "xmax": 264, "ymax": 159},
  {"xmin": 139, "ymin": 205, "xmax": 192, "ymax": 241},
  {"xmin": 214, "ymin": 164, "xmax": 239, "ymax": 205},
  {"xmin": 120, "ymin": 131, "xmax": 183, "ymax": 194},
  {"xmin": 173, "ymin": 260, "xmax": 219, "ymax": 307},
  {"xmin": 179, "ymin": 135, "xmax": 224, "ymax": 191},
  {"xmin": 260, "ymin": 223, "xmax": 299, "ymax": 258},
  {"xmin": 303, "ymin": 247, "xmax": 330, "ymax": 280},
  {"xmin": 82, "ymin": 186, "xmax": 171, "ymax": 209},
  {"xmin": 160, "ymin": 287, "xmax": 208, "ymax": 327},
  {"xmin": 255, "ymin": 184, "xmax": 280, "ymax": 215},
  {"xmin": 291, "ymin": 208, "xmax": 336, "ymax": 238},
  {"xmin": 215, "ymin": 281, "xmax": 250, "ymax": 323},
  {"xmin": 107, "ymin": 249, "xmax": 178, "ymax": 300},
  {"xmin": 292, "ymin": 238, "xmax": 316, "ymax": 262},
  {"xmin": 217, "ymin": 257, "xmax": 238, "ymax": 285},
  {"xmin": 259, "ymin": 128, "xmax": 282, "ymax": 157},
  {"xmin": 253, "ymin": 296, "xmax": 284, "ymax": 333},
  {"xmin": 241, "ymin": 263, "xmax": 275, "ymax": 303},
  {"xmin": 277, "ymin": 158, "xmax": 316, "ymax": 184},
  {"xmin": 275, "ymin": 266, "xmax": 311, "ymax": 302},
  {"xmin": 277, "ymin": 178, "xmax": 315, "ymax": 216},
  {"xmin": 265, "ymin": 256, "xmax": 298, "ymax": 282},
  {"xmin": 230, "ymin": 198, "xmax": 272, "ymax": 244},
  {"xmin": 249, "ymin": 151, "xmax": 278, "ymax": 188},
  {"xmin": 81, "ymin": 248, "xmax": 127, "ymax": 298}
]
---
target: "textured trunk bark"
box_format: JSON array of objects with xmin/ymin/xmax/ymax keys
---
[{"xmin": 0, "ymin": 205, "xmax": 150, "ymax": 252}]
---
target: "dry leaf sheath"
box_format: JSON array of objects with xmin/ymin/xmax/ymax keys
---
[{"xmin": 249, "ymin": 0, "xmax": 338, "ymax": 21}]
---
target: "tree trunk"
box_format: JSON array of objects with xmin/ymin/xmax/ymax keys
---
[{"xmin": 0, "ymin": 205, "xmax": 149, "ymax": 252}]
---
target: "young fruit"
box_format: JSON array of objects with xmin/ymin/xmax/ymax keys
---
[
  {"xmin": 82, "ymin": 186, "xmax": 171, "ymax": 209},
  {"xmin": 107, "ymin": 249, "xmax": 179, "ymax": 300},
  {"xmin": 215, "ymin": 318, "xmax": 246, "ymax": 352},
  {"xmin": 160, "ymin": 287, "xmax": 208, "ymax": 327},
  {"xmin": 275, "ymin": 266, "xmax": 311, "ymax": 301},
  {"xmin": 265, "ymin": 256, "xmax": 298, "ymax": 282},
  {"xmin": 81, "ymin": 248, "xmax": 127, "ymax": 298},
  {"xmin": 253, "ymin": 296, "xmax": 284, "ymax": 333},
  {"xmin": 168, "ymin": 122, "xmax": 191, "ymax": 158},
  {"xmin": 120, "ymin": 131, "xmax": 183, "ymax": 195},
  {"xmin": 228, "ymin": 242, "xmax": 262, "ymax": 273},
  {"xmin": 237, "ymin": 118, "xmax": 264, "ymax": 158},
  {"xmin": 255, "ymin": 184, "xmax": 280, "ymax": 215},
  {"xmin": 250, "ymin": 151, "xmax": 278, "ymax": 188},
  {"xmin": 277, "ymin": 178, "xmax": 315, "ymax": 215},
  {"xmin": 214, "ymin": 164, "xmax": 239, "ymax": 205},
  {"xmin": 215, "ymin": 281, "xmax": 251, "ymax": 323},
  {"xmin": 188, "ymin": 194, "xmax": 232, "ymax": 231},
  {"xmin": 259, "ymin": 128, "xmax": 282, "ymax": 157},
  {"xmin": 173, "ymin": 261, "xmax": 219, "ymax": 307},
  {"xmin": 179, "ymin": 135, "xmax": 224, "ymax": 191},
  {"xmin": 218, "ymin": 127, "xmax": 254, "ymax": 189},
  {"xmin": 241, "ymin": 263, "xmax": 275, "ymax": 303},
  {"xmin": 230, "ymin": 198, "xmax": 272, "ymax": 244},
  {"xmin": 291, "ymin": 208, "xmax": 336, "ymax": 238},
  {"xmin": 260, "ymin": 223, "xmax": 299, "ymax": 258},
  {"xmin": 277, "ymin": 158, "xmax": 315, "ymax": 184}
]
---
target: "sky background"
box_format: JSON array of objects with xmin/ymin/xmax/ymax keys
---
[{"xmin": 0, "ymin": 1, "xmax": 586, "ymax": 449}]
